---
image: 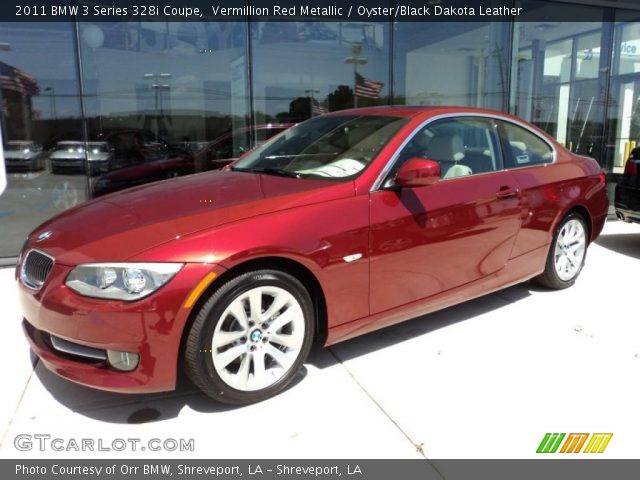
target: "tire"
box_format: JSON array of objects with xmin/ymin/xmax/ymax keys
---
[
  {"xmin": 534, "ymin": 212, "xmax": 589, "ymax": 289},
  {"xmin": 184, "ymin": 269, "xmax": 315, "ymax": 405}
]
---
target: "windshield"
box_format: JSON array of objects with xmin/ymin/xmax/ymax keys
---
[
  {"xmin": 87, "ymin": 143, "xmax": 109, "ymax": 153},
  {"xmin": 233, "ymin": 115, "xmax": 407, "ymax": 180}
]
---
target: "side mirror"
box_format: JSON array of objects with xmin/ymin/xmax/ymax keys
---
[{"xmin": 395, "ymin": 157, "xmax": 441, "ymax": 188}]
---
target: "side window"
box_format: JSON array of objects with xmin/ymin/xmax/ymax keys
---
[
  {"xmin": 500, "ymin": 122, "xmax": 554, "ymax": 168},
  {"xmin": 388, "ymin": 117, "xmax": 501, "ymax": 183}
]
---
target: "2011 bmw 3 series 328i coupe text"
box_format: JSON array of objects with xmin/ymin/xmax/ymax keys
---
[{"xmin": 17, "ymin": 106, "xmax": 608, "ymax": 405}]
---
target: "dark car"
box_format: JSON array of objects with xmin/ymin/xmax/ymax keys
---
[
  {"xmin": 18, "ymin": 106, "xmax": 608, "ymax": 405},
  {"xmin": 4, "ymin": 141, "xmax": 44, "ymax": 171},
  {"xmin": 96, "ymin": 129, "xmax": 170, "ymax": 171},
  {"xmin": 91, "ymin": 145, "xmax": 194, "ymax": 197},
  {"xmin": 615, "ymin": 146, "xmax": 640, "ymax": 223},
  {"xmin": 92, "ymin": 125, "xmax": 291, "ymax": 197}
]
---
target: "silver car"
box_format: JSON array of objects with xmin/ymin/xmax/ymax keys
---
[
  {"xmin": 50, "ymin": 141, "xmax": 112, "ymax": 175},
  {"xmin": 4, "ymin": 141, "xmax": 44, "ymax": 171}
]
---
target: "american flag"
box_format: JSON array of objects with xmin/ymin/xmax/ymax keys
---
[
  {"xmin": 355, "ymin": 73, "xmax": 383, "ymax": 100},
  {"xmin": 0, "ymin": 61, "xmax": 40, "ymax": 97},
  {"xmin": 311, "ymin": 102, "xmax": 327, "ymax": 116}
]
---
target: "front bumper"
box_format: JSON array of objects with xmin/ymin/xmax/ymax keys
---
[
  {"xmin": 51, "ymin": 159, "xmax": 85, "ymax": 172},
  {"xmin": 18, "ymin": 261, "xmax": 223, "ymax": 393},
  {"xmin": 5, "ymin": 159, "xmax": 38, "ymax": 171}
]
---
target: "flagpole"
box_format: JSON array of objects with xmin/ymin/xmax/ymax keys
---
[
  {"xmin": 353, "ymin": 61, "xmax": 358, "ymax": 108},
  {"xmin": 344, "ymin": 43, "xmax": 367, "ymax": 109}
]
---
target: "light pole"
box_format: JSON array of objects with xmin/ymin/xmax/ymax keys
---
[
  {"xmin": 44, "ymin": 87, "xmax": 57, "ymax": 120},
  {"xmin": 143, "ymin": 73, "xmax": 171, "ymax": 138},
  {"xmin": 344, "ymin": 43, "xmax": 367, "ymax": 108},
  {"xmin": 305, "ymin": 88, "xmax": 319, "ymax": 116}
]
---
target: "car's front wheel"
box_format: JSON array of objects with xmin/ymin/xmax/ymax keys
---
[
  {"xmin": 184, "ymin": 269, "xmax": 314, "ymax": 405},
  {"xmin": 535, "ymin": 212, "xmax": 588, "ymax": 289}
]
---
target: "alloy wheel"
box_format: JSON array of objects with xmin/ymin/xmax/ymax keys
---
[
  {"xmin": 553, "ymin": 219, "xmax": 586, "ymax": 281},
  {"xmin": 211, "ymin": 286, "xmax": 305, "ymax": 391}
]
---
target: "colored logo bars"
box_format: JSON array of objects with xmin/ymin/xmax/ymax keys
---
[{"xmin": 536, "ymin": 433, "xmax": 613, "ymax": 454}]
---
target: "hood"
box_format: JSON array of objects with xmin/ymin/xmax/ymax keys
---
[{"xmin": 28, "ymin": 170, "xmax": 353, "ymax": 264}]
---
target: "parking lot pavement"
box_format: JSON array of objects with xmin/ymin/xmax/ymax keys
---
[
  {"xmin": 1, "ymin": 219, "xmax": 639, "ymax": 459},
  {"xmin": 0, "ymin": 171, "xmax": 87, "ymax": 256}
]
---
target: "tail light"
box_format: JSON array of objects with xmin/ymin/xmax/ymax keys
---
[
  {"xmin": 624, "ymin": 159, "xmax": 638, "ymax": 176},
  {"xmin": 598, "ymin": 170, "xmax": 606, "ymax": 185}
]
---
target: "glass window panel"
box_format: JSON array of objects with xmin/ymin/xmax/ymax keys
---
[
  {"xmin": 512, "ymin": 1, "xmax": 605, "ymax": 161},
  {"xmin": 250, "ymin": 21, "xmax": 390, "ymax": 128},
  {"xmin": 0, "ymin": 22, "xmax": 84, "ymax": 257},
  {"xmin": 606, "ymin": 10, "xmax": 640, "ymax": 174},
  {"xmin": 77, "ymin": 20, "xmax": 250, "ymax": 197},
  {"xmin": 394, "ymin": 22, "xmax": 511, "ymax": 110}
]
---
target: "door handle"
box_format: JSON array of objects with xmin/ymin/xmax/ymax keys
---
[{"xmin": 496, "ymin": 186, "xmax": 520, "ymax": 199}]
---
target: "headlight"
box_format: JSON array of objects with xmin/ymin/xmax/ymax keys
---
[{"xmin": 65, "ymin": 263, "xmax": 183, "ymax": 301}]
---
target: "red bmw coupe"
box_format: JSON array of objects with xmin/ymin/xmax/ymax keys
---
[{"xmin": 17, "ymin": 106, "xmax": 608, "ymax": 404}]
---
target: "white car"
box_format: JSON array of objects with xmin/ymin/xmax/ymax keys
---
[
  {"xmin": 4, "ymin": 141, "xmax": 44, "ymax": 171},
  {"xmin": 50, "ymin": 141, "xmax": 112, "ymax": 175}
]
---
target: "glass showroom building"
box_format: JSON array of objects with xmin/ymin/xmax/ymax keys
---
[{"xmin": 1, "ymin": 0, "xmax": 639, "ymax": 259}]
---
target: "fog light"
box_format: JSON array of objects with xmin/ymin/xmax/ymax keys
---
[{"xmin": 106, "ymin": 350, "xmax": 140, "ymax": 372}]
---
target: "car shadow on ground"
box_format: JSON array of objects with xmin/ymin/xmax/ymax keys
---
[
  {"xmin": 596, "ymin": 232, "xmax": 640, "ymax": 259},
  {"xmin": 32, "ymin": 283, "xmax": 535, "ymax": 424},
  {"xmin": 313, "ymin": 283, "xmax": 534, "ymax": 365}
]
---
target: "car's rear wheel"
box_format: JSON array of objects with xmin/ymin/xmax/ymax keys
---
[
  {"xmin": 184, "ymin": 269, "xmax": 314, "ymax": 405},
  {"xmin": 535, "ymin": 212, "xmax": 588, "ymax": 289}
]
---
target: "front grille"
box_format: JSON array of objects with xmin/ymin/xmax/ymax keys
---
[{"xmin": 21, "ymin": 249, "xmax": 55, "ymax": 290}]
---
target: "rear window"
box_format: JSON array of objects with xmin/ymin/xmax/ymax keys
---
[{"xmin": 500, "ymin": 121, "xmax": 554, "ymax": 168}]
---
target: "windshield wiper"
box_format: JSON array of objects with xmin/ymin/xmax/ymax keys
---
[{"xmin": 232, "ymin": 167, "xmax": 301, "ymax": 178}]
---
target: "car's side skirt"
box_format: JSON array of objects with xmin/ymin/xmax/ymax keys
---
[{"xmin": 325, "ymin": 244, "xmax": 548, "ymax": 346}]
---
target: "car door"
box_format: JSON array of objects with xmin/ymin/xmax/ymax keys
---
[{"xmin": 369, "ymin": 116, "xmax": 525, "ymax": 314}]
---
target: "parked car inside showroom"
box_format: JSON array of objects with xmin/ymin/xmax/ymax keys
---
[
  {"xmin": 50, "ymin": 141, "xmax": 112, "ymax": 175},
  {"xmin": 16, "ymin": 106, "xmax": 608, "ymax": 405},
  {"xmin": 4, "ymin": 140, "xmax": 44, "ymax": 171},
  {"xmin": 615, "ymin": 145, "xmax": 640, "ymax": 223},
  {"xmin": 91, "ymin": 124, "xmax": 291, "ymax": 197}
]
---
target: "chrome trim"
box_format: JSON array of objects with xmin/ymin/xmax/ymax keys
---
[
  {"xmin": 50, "ymin": 335, "xmax": 107, "ymax": 361},
  {"xmin": 20, "ymin": 248, "xmax": 55, "ymax": 291},
  {"xmin": 370, "ymin": 112, "xmax": 558, "ymax": 192}
]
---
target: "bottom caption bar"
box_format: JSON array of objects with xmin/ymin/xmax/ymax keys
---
[{"xmin": 4, "ymin": 459, "xmax": 639, "ymax": 479}]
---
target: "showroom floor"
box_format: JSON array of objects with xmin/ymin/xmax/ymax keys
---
[{"xmin": 1, "ymin": 220, "xmax": 639, "ymax": 460}]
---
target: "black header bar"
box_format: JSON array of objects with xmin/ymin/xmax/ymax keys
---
[{"xmin": 3, "ymin": 0, "xmax": 640, "ymax": 23}]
